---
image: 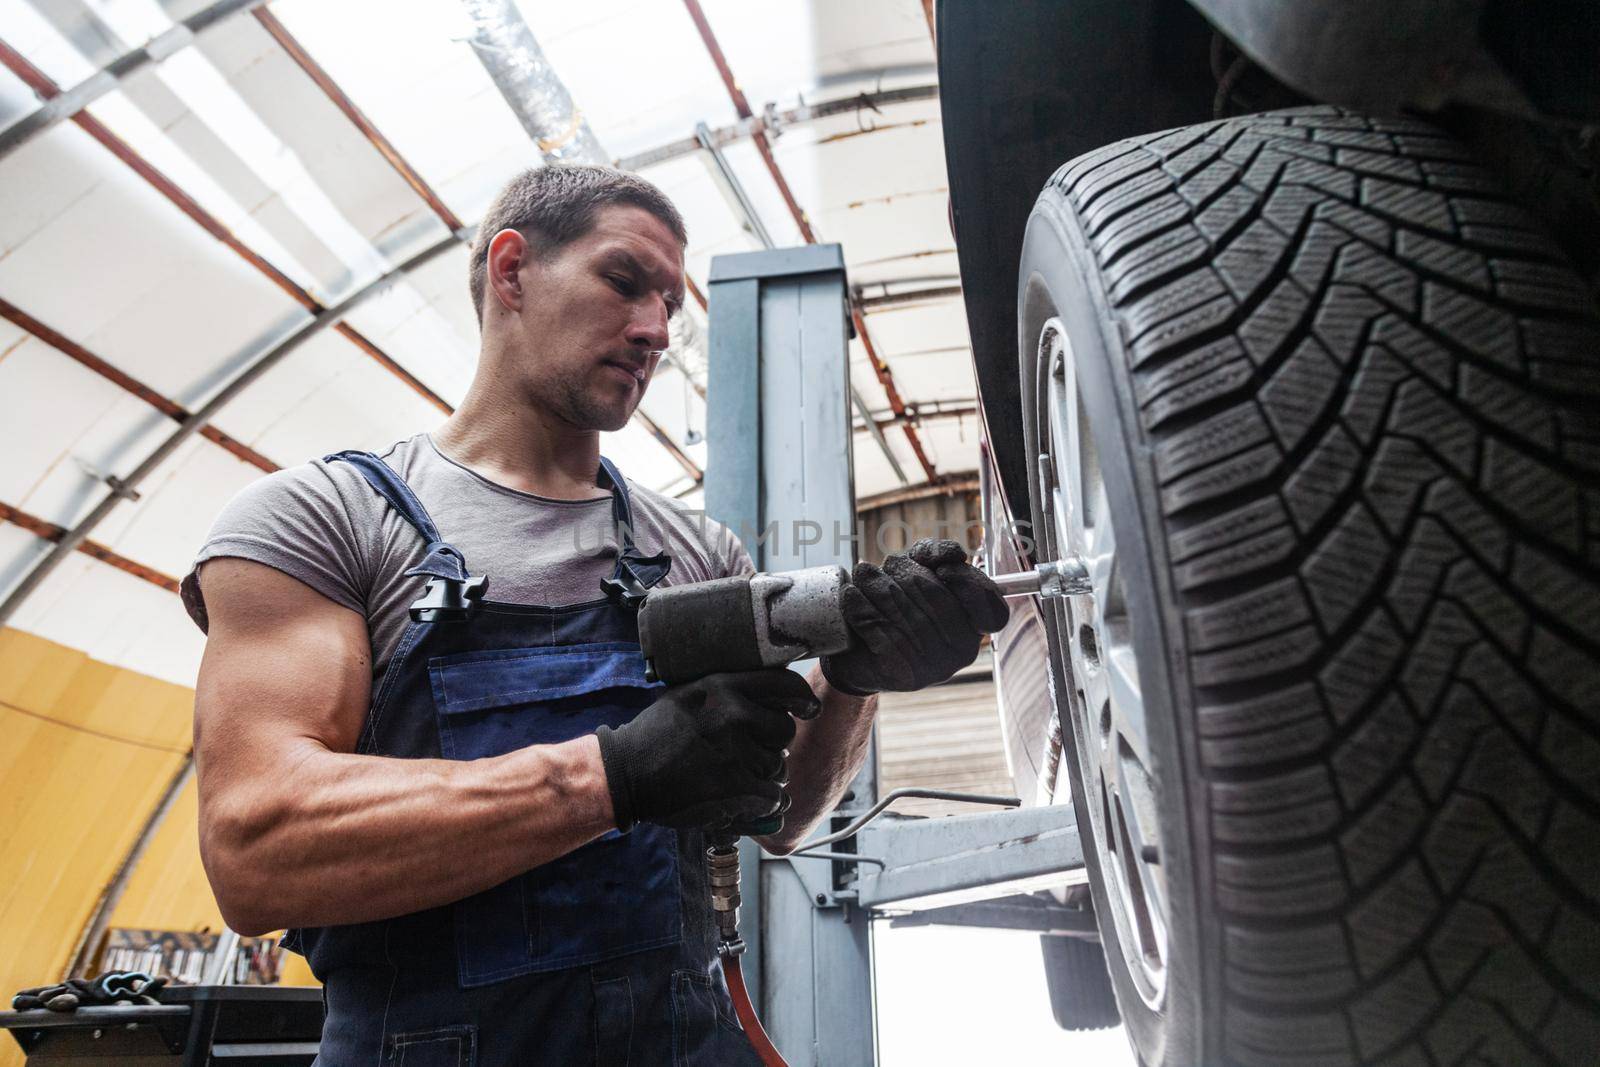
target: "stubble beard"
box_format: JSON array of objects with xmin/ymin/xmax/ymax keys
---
[{"xmin": 553, "ymin": 372, "xmax": 635, "ymax": 433}]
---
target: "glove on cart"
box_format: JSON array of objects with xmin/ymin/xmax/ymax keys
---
[{"xmin": 12, "ymin": 970, "xmax": 167, "ymax": 1012}]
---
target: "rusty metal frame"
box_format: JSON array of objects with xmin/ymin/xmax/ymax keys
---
[
  {"xmin": 0, "ymin": 0, "xmax": 268, "ymax": 164},
  {"xmin": 0, "ymin": 34, "xmax": 454, "ymax": 416},
  {"xmin": 0, "ymin": 499, "xmax": 182, "ymax": 594},
  {"xmin": 612, "ymin": 84, "xmax": 939, "ymax": 173},
  {"xmin": 680, "ymin": 0, "xmax": 940, "ymax": 485},
  {"xmin": 0, "ymin": 233, "xmax": 460, "ymax": 628},
  {"xmin": 251, "ymin": 7, "xmax": 467, "ymax": 237},
  {"xmin": 0, "ymin": 297, "xmax": 277, "ymax": 474}
]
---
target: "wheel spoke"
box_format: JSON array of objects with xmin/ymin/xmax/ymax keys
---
[{"xmin": 1105, "ymin": 643, "xmax": 1148, "ymax": 767}]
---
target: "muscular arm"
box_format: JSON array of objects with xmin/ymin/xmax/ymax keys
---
[
  {"xmin": 194, "ymin": 558, "xmax": 615, "ymax": 936},
  {"xmin": 756, "ymin": 665, "xmax": 876, "ymax": 855}
]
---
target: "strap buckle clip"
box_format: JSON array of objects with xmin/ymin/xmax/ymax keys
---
[{"xmin": 409, "ymin": 574, "xmax": 489, "ymax": 623}]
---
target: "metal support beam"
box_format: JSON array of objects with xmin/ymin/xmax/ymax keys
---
[
  {"xmin": 695, "ymin": 121, "xmax": 775, "ymax": 248},
  {"xmin": 0, "ymin": 0, "xmax": 267, "ymax": 163},
  {"xmin": 0, "ymin": 34, "xmax": 454, "ymax": 416},
  {"xmin": 0, "ymin": 234, "xmax": 460, "ymax": 629},
  {"xmin": 253, "ymin": 8, "xmax": 466, "ymax": 235},
  {"xmin": 886, "ymin": 894, "xmax": 1098, "ymax": 937},
  {"xmin": 705, "ymin": 245, "xmax": 872, "ymax": 1067},
  {"xmin": 855, "ymin": 475, "xmax": 980, "ymax": 512},
  {"xmin": 614, "ymin": 84, "xmax": 940, "ymax": 172},
  {"xmin": 0, "ymin": 297, "xmax": 277, "ymax": 474},
  {"xmin": 851, "ymin": 804, "xmax": 1086, "ymax": 912},
  {"xmin": 681, "ymin": 0, "xmax": 931, "ymax": 487},
  {"xmin": 0, "ymin": 499, "xmax": 181, "ymax": 594},
  {"xmin": 856, "ymin": 282, "xmax": 963, "ymax": 311}
]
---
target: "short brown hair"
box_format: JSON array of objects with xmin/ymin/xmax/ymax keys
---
[{"xmin": 468, "ymin": 164, "xmax": 688, "ymax": 322}]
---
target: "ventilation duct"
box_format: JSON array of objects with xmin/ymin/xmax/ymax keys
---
[{"xmin": 458, "ymin": 0, "xmax": 607, "ymax": 164}]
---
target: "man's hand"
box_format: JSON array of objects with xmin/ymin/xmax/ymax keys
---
[
  {"xmin": 596, "ymin": 669, "xmax": 815, "ymax": 831},
  {"xmin": 821, "ymin": 538, "xmax": 1009, "ymax": 695}
]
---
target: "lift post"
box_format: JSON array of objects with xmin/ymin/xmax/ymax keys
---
[{"xmin": 704, "ymin": 244, "xmax": 1089, "ymax": 1066}]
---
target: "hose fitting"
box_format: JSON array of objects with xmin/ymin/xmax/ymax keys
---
[{"xmin": 706, "ymin": 840, "xmax": 743, "ymax": 950}]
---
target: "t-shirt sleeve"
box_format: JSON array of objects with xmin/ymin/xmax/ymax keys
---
[
  {"xmin": 708, "ymin": 518, "xmax": 755, "ymax": 579},
  {"xmin": 180, "ymin": 462, "xmax": 370, "ymax": 633}
]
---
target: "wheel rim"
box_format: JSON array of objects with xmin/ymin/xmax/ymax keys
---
[{"xmin": 1037, "ymin": 317, "xmax": 1169, "ymax": 1011}]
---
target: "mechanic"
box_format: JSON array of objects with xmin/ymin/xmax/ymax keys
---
[{"xmin": 184, "ymin": 164, "xmax": 1007, "ymax": 1065}]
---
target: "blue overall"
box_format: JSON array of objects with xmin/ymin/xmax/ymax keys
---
[{"xmin": 290, "ymin": 451, "xmax": 762, "ymax": 1067}]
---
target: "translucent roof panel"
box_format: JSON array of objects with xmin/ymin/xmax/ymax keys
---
[
  {"xmin": 518, "ymin": 0, "xmax": 739, "ymax": 161},
  {"xmin": 264, "ymin": 0, "xmax": 538, "ymax": 224},
  {"xmin": 692, "ymin": 0, "xmax": 934, "ymax": 109}
]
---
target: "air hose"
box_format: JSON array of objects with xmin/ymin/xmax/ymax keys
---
[{"xmin": 707, "ymin": 836, "xmax": 789, "ymax": 1067}]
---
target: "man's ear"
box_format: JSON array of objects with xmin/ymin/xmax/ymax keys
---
[{"xmin": 485, "ymin": 228, "xmax": 529, "ymax": 314}]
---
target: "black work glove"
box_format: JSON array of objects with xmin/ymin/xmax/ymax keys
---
[
  {"xmin": 821, "ymin": 538, "xmax": 1010, "ymax": 696},
  {"xmin": 13, "ymin": 972, "xmax": 166, "ymax": 1012},
  {"xmin": 596, "ymin": 669, "xmax": 814, "ymax": 831}
]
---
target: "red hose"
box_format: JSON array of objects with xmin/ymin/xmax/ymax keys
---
[{"xmin": 725, "ymin": 952, "xmax": 788, "ymax": 1067}]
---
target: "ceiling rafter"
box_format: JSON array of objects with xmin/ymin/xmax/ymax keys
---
[
  {"xmin": 0, "ymin": 499, "xmax": 180, "ymax": 594},
  {"xmin": 0, "ymin": 34, "xmax": 452, "ymax": 416},
  {"xmin": 251, "ymin": 7, "xmax": 466, "ymax": 236},
  {"xmin": 0, "ymin": 297, "xmax": 277, "ymax": 474},
  {"xmin": 0, "ymin": 233, "xmax": 462, "ymax": 629},
  {"xmin": 679, "ymin": 0, "xmax": 940, "ymax": 485},
  {"xmin": 613, "ymin": 84, "xmax": 939, "ymax": 173},
  {"xmin": 0, "ymin": 0, "xmax": 266, "ymax": 164}
]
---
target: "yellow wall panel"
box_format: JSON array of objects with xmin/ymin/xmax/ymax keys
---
[
  {"xmin": 0, "ymin": 628, "xmax": 197, "ymax": 1067},
  {"xmin": 109, "ymin": 774, "xmax": 224, "ymax": 935}
]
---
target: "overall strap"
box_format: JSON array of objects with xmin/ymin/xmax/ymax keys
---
[
  {"xmin": 324, "ymin": 450, "xmax": 486, "ymax": 621},
  {"xmin": 597, "ymin": 456, "xmax": 671, "ymax": 609}
]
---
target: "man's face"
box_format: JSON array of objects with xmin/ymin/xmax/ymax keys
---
[{"xmin": 500, "ymin": 204, "xmax": 685, "ymax": 432}]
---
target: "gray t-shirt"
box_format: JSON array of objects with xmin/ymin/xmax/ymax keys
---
[{"xmin": 183, "ymin": 433, "xmax": 752, "ymax": 679}]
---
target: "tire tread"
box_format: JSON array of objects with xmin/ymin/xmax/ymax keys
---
[{"xmin": 1045, "ymin": 106, "xmax": 1600, "ymax": 1065}]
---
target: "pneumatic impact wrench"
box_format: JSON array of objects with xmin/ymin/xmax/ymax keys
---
[{"xmin": 631, "ymin": 559, "xmax": 1085, "ymax": 1065}]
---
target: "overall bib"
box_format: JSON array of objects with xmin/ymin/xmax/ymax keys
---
[{"xmin": 292, "ymin": 451, "xmax": 762, "ymax": 1067}]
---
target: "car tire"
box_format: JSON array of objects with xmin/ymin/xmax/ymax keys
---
[
  {"xmin": 1041, "ymin": 934, "xmax": 1121, "ymax": 1031},
  {"xmin": 1016, "ymin": 105, "xmax": 1600, "ymax": 1066}
]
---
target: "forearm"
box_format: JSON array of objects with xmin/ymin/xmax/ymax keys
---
[
  {"xmin": 757, "ymin": 664, "xmax": 877, "ymax": 854},
  {"xmin": 200, "ymin": 735, "xmax": 613, "ymax": 935}
]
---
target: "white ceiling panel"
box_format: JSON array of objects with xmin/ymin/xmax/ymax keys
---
[
  {"xmin": 400, "ymin": 244, "xmax": 482, "ymax": 352},
  {"xmin": 864, "ymin": 298, "xmax": 970, "ymax": 359},
  {"xmin": 520, "ymin": 0, "xmax": 739, "ymax": 161},
  {"xmin": 266, "ymin": 0, "xmax": 536, "ymax": 224},
  {"xmin": 0, "ymin": 334, "xmax": 132, "ymax": 508},
  {"xmin": 693, "ymin": 0, "xmax": 933, "ymax": 109},
  {"xmin": 103, "ymin": 16, "xmax": 447, "ymax": 299},
  {"xmin": 238, "ymin": 356, "xmax": 449, "ymax": 467},
  {"xmin": 0, "ymin": 0, "xmax": 99, "ymax": 84},
  {"xmin": 601, "ymin": 419, "xmax": 687, "ymax": 494},
  {"xmin": 0, "ymin": 133, "xmax": 308, "ymax": 404},
  {"xmin": 0, "ymin": 122, "xmax": 105, "ymax": 258},
  {"xmin": 336, "ymin": 250, "xmax": 481, "ymax": 410}
]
